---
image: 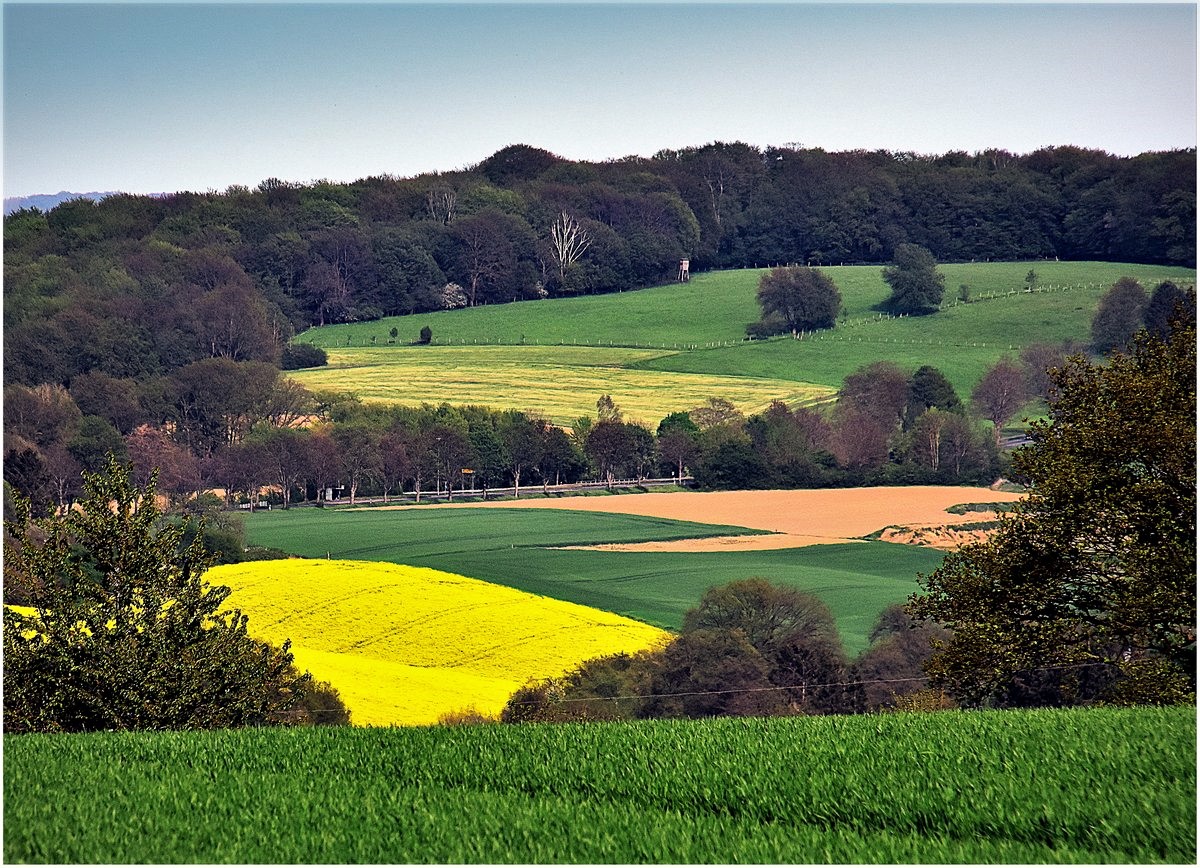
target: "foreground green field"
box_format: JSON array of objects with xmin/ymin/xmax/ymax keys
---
[
  {"xmin": 5, "ymin": 707, "xmax": 1193, "ymax": 863},
  {"xmin": 243, "ymin": 507, "xmax": 944, "ymax": 654},
  {"xmin": 291, "ymin": 262, "xmax": 1194, "ymax": 419}
]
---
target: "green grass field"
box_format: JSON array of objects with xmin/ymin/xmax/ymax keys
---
[
  {"xmin": 243, "ymin": 507, "xmax": 945, "ymax": 655},
  {"xmin": 5, "ymin": 706, "xmax": 1193, "ymax": 863},
  {"xmin": 290, "ymin": 262, "xmax": 1194, "ymax": 421}
]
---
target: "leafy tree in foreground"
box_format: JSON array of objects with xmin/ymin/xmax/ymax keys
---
[
  {"xmin": 881, "ymin": 243, "xmax": 944, "ymax": 315},
  {"xmin": 3, "ymin": 457, "xmax": 339, "ymax": 732},
  {"xmin": 752, "ymin": 265, "xmax": 842, "ymax": 336},
  {"xmin": 910, "ymin": 318, "xmax": 1196, "ymax": 708}
]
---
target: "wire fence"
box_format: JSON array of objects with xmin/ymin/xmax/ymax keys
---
[
  {"xmin": 505, "ymin": 659, "xmax": 1118, "ymax": 708},
  {"xmin": 301, "ymin": 277, "xmax": 1192, "ymax": 354}
]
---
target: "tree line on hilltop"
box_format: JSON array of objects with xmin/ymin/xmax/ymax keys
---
[{"xmin": 4, "ymin": 142, "xmax": 1194, "ymax": 390}]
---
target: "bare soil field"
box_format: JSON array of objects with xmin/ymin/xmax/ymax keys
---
[{"xmin": 376, "ymin": 487, "xmax": 1024, "ymax": 551}]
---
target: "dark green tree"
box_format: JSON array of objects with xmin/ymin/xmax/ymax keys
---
[
  {"xmin": 682, "ymin": 578, "xmax": 849, "ymax": 713},
  {"xmin": 752, "ymin": 265, "xmax": 842, "ymax": 335},
  {"xmin": 904, "ymin": 365, "xmax": 963, "ymax": 428},
  {"xmin": 280, "ymin": 343, "xmax": 328, "ymax": 370},
  {"xmin": 910, "ymin": 319, "xmax": 1196, "ymax": 707},
  {"xmin": 643, "ymin": 629, "xmax": 787, "ymax": 719},
  {"xmin": 881, "ymin": 243, "xmax": 944, "ymax": 314},
  {"xmin": 1091, "ymin": 277, "xmax": 1148, "ymax": 354},
  {"xmin": 1143, "ymin": 280, "xmax": 1196, "ymax": 339},
  {"xmin": 3, "ymin": 457, "xmax": 328, "ymax": 732}
]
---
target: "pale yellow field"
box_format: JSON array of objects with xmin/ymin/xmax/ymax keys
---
[
  {"xmin": 288, "ymin": 346, "xmax": 834, "ymax": 425},
  {"xmin": 211, "ymin": 559, "xmax": 670, "ymax": 726}
]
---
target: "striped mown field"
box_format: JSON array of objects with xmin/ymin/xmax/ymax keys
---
[{"xmin": 212, "ymin": 559, "xmax": 669, "ymax": 726}]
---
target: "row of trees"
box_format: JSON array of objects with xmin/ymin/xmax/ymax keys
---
[
  {"xmin": 6, "ymin": 345, "xmax": 1052, "ymax": 523},
  {"xmin": 5, "ymin": 143, "xmax": 1193, "ymax": 388}
]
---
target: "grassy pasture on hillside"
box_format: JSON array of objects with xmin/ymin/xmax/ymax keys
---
[
  {"xmin": 291, "ymin": 262, "xmax": 1194, "ymax": 420},
  {"xmin": 5, "ymin": 707, "xmax": 1193, "ymax": 863},
  {"xmin": 243, "ymin": 507, "xmax": 944, "ymax": 654},
  {"xmin": 210, "ymin": 559, "xmax": 669, "ymax": 726},
  {"xmin": 298, "ymin": 261, "xmax": 1194, "ymax": 351},
  {"xmin": 288, "ymin": 345, "xmax": 834, "ymax": 426}
]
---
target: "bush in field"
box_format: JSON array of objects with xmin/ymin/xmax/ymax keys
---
[
  {"xmin": 881, "ymin": 244, "xmax": 944, "ymax": 315},
  {"xmin": 418, "ymin": 325, "xmax": 433, "ymax": 344},
  {"xmin": 437, "ymin": 707, "xmax": 496, "ymax": 726},
  {"xmin": 751, "ymin": 266, "xmax": 841, "ymax": 336},
  {"xmin": 280, "ymin": 343, "xmax": 328, "ymax": 370},
  {"xmin": 682, "ymin": 578, "xmax": 849, "ymax": 714},
  {"xmin": 506, "ymin": 579, "xmax": 854, "ymax": 722},
  {"xmin": 501, "ymin": 651, "xmax": 662, "ymax": 723},
  {"xmin": 2, "ymin": 457, "xmax": 346, "ymax": 733},
  {"xmin": 850, "ymin": 604, "xmax": 952, "ymax": 712}
]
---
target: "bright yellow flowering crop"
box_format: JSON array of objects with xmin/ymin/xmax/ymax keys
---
[
  {"xmin": 288, "ymin": 346, "xmax": 834, "ymax": 426},
  {"xmin": 210, "ymin": 559, "xmax": 670, "ymax": 726}
]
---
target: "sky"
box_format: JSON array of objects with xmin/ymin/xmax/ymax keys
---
[{"xmin": 2, "ymin": 2, "xmax": 1196, "ymax": 197}]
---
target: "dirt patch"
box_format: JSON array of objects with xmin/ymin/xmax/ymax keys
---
[
  {"xmin": 375, "ymin": 487, "xmax": 1024, "ymax": 551},
  {"xmin": 877, "ymin": 525, "xmax": 996, "ymax": 550}
]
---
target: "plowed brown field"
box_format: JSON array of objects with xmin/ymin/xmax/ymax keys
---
[{"xmin": 376, "ymin": 486, "xmax": 1023, "ymax": 551}]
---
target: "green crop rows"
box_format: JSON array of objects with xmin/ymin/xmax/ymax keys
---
[
  {"xmin": 5, "ymin": 706, "xmax": 1193, "ymax": 863},
  {"xmin": 243, "ymin": 507, "xmax": 948, "ymax": 655}
]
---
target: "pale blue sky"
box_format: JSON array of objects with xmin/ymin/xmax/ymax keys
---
[{"xmin": 3, "ymin": 3, "xmax": 1196, "ymax": 196}]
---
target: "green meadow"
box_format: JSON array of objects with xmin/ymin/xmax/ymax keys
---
[
  {"xmin": 291, "ymin": 261, "xmax": 1195, "ymax": 421},
  {"xmin": 6, "ymin": 707, "xmax": 1193, "ymax": 863},
  {"xmin": 243, "ymin": 507, "xmax": 944, "ymax": 655}
]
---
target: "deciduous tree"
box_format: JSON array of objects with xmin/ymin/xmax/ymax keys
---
[
  {"xmin": 1091, "ymin": 277, "xmax": 1148, "ymax": 354},
  {"xmin": 881, "ymin": 243, "xmax": 944, "ymax": 314},
  {"xmin": 971, "ymin": 357, "xmax": 1029, "ymax": 445},
  {"xmin": 3, "ymin": 458, "xmax": 327, "ymax": 732},
  {"xmin": 753, "ymin": 265, "xmax": 841, "ymax": 335},
  {"xmin": 910, "ymin": 319, "xmax": 1196, "ymax": 707}
]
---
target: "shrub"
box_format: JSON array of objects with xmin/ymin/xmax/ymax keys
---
[
  {"xmin": 418, "ymin": 325, "xmax": 433, "ymax": 345},
  {"xmin": 2, "ymin": 457, "xmax": 328, "ymax": 733},
  {"xmin": 280, "ymin": 343, "xmax": 328, "ymax": 370}
]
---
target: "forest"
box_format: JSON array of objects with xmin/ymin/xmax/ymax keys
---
[{"xmin": 4, "ymin": 142, "xmax": 1195, "ymax": 389}]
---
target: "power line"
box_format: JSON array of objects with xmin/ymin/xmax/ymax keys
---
[{"xmin": 505, "ymin": 660, "xmax": 1116, "ymax": 707}]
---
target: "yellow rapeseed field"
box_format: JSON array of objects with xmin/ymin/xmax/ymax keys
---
[
  {"xmin": 210, "ymin": 559, "xmax": 670, "ymax": 726},
  {"xmin": 288, "ymin": 346, "xmax": 834, "ymax": 425}
]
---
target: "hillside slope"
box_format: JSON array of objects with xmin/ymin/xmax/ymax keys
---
[{"xmin": 213, "ymin": 558, "xmax": 669, "ymax": 725}]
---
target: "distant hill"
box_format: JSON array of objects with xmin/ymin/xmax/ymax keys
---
[{"xmin": 3, "ymin": 190, "xmax": 118, "ymax": 215}]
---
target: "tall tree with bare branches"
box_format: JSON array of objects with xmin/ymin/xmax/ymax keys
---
[{"xmin": 549, "ymin": 211, "xmax": 591, "ymax": 282}]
